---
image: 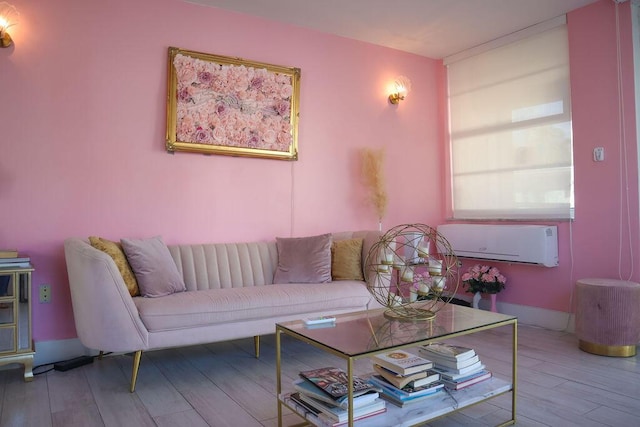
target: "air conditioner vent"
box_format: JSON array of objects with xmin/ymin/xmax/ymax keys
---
[{"xmin": 437, "ymin": 224, "xmax": 558, "ymax": 267}]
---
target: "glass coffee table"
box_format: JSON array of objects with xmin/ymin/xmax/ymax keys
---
[{"xmin": 276, "ymin": 303, "xmax": 517, "ymax": 427}]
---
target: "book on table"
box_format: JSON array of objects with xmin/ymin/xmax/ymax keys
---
[
  {"xmin": 292, "ymin": 392, "xmax": 387, "ymax": 424},
  {"xmin": 0, "ymin": 256, "xmax": 29, "ymax": 263},
  {"xmin": 372, "ymin": 364, "xmax": 440, "ymax": 389},
  {"xmin": 0, "ymin": 262, "xmax": 30, "ymax": 269},
  {"xmin": 440, "ymin": 369, "xmax": 492, "ymax": 390},
  {"xmin": 369, "ymin": 349, "xmax": 433, "ymax": 376},
  {"xmin": 0, "ymin": 255, "xmax": 31, "ymax": 269},
  {"xmin": 419, "ymin": 342, "xmax": 476, "ymax": 362},
  {"xmin": 0, "ymin": 250, "xmax": 18, "ymax": 258},
  {"xmin": 293, "ymin": 378, "xmax": 379, "ymax": 409},
  {"xmin": 367, "ymin": 374, "xmax": 444, "ymax": 400},
  {"xmin": 299, "ymin": 367, "xmax": 378, "ymax": 400}
]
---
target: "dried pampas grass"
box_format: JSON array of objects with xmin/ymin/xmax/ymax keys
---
[{"xmin": 361, "ymin": 148, "xmax": 388, "ymax": 223}]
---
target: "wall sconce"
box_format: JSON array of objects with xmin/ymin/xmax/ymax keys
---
[
  {"xmin": 0, "ymin": 2, "xmax": 19, "ymax": 48},
  {"xmin": 388, "ymin": 76, "xmax": 411, "ymax": 104}
]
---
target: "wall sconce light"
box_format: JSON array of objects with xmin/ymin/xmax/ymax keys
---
[
  {"xmin": 388, "ymin": 76, "xmax": 411, "ymax": 104},
  {"xmin": 0, "ymin": 2, "xmax": 19, "ymax": 48}
]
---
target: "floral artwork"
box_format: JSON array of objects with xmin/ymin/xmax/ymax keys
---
[{"xmin": 166, "ymin": 48, "xmax": 300, "ymax": 160}]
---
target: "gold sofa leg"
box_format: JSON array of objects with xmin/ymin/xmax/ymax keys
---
[
  {"xmin": 130, "ymin": 350, "xmax": 142, "ymax": 393},
  {"xmin": 254, "ymin": 336, "xmax": 260, "ymax": 358}
]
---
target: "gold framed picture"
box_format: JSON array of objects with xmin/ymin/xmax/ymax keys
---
[{"xmin": 166, "ymin": 47, "xmax": 300, "ymax": 160}]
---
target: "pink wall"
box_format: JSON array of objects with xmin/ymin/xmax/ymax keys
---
[
  {"xmin": 473, "ymin": 0, "xmax": 639, "ymax": 312},
  {"xmin": 0, "ymin": 0, "xmax": 637, "ymax": 343},
  {"xmin": 0, "ymin": 0, "xmax": 441, "ymax": 341}
]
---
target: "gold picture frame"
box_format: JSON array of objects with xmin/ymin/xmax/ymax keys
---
[{"xmin": 166, "ymin": 47, "xmax": 300, "ymax": 160}]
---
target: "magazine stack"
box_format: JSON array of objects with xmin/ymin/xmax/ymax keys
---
[
  {"xmin": 419, "ymin": 343, "xmax": 492, "ymax": 390},
  {"xmin": 0, "ymin": 250, "xmax": 30, "ymax": 269},
  {"xmin": 367, "ymin": 349, "xmax": 444, "ymax": 407},
  {"xmin": 287, "ymin": 366, "xmax": 386, "ymax": 426}
]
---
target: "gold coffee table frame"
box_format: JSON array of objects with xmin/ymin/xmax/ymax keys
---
[{"xmin": 276, "ymin": 304, "xmax": 517, "ymax": 427}]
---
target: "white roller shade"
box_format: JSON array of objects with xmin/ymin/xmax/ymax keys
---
[{"xmin": 447, "ymin": 23, "xmax": 574, "ymax": 220}]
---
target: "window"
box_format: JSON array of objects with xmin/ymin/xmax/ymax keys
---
[{"xmin": 446, "ymin": 20, "xmax": 574, "ymax": 220}]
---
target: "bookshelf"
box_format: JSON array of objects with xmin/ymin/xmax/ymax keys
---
[{"xmin": 276, "ymin": 304, "xmax": 517, "ymax": 426}]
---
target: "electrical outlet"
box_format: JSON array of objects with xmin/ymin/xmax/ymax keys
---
[
  {"xmin": 593, "ymin": 147, "xmax": 605, "ymax": 162},
  {"xmin": 39, "ymin": 284, "xmax": 51, "ymax": 303}
]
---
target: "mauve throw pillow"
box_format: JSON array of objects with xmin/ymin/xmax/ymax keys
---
[
  {"xmin": 120, "ymin": 236, "xmax": 186, "ymax": 298},
  {"xmin": 273, "ymin": 233, "xmax": 332, "ymax": 284}
]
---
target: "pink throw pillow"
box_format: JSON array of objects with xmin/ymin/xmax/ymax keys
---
[
  {"xmin": 120, "ymin": 236, "xmax": 186, "ymax": 297},
  {"xmin": 273, "ymin": 233, "xmax": 332, "ymax": 284}
]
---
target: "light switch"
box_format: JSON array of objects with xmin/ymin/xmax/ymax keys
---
[{"xmin": 593, "ymin": 147, "xmax": 604, "ymax": 162}]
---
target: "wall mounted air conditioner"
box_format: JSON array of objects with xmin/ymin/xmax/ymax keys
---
[{"xmin": 437, "ymin": 224, "xmax": 558, "ymax": 267}]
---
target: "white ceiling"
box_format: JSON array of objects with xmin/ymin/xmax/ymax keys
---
[{"xmin": 188, "ymin": 0, "xmax": 599, "ymax": 59}]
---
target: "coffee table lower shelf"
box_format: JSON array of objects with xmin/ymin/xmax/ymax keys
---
[{"xmin": 281, "ymin": 377, "xmax": 512, "ymax": 427}]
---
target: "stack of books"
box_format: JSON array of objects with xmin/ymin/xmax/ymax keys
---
[
  {"xmin": 289, "ymin": 366, "xmax": 386, "ymax": 426},
  {"xmin": 419, "ymin": 343, "xmax": 492, "ymax": 390},
  {"xmin": 367, "ymin": 349, "xmax": 444, "ymax": 407},
  {"xmin": 0, "ymin": 250, "xmax": 30, "ymax": 269}
]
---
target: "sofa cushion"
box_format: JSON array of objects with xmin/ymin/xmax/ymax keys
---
[
  {"xmin": 133, "ymin": 281, "xmax": 372, "ymax": 331},
  {"xmin": 331, "ymin": 238, "xmax": 364, "ymax": 281},
  {"xmin": 273, "ymin": 233, "xmax": 332, "ymax": 284},
  {"xmin": 121, "ymin": 236, "xmax": 186, "ymax": 298},
  {"xmin": 88, "ymin": 236, "xmax": 140, "ymax": 297}
]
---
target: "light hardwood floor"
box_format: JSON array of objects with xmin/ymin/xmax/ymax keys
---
[{"xmin": 0, "ymin": 324, "xmax": 639, "ymax": 427}]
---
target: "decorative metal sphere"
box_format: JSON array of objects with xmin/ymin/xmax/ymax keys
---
[{"xmin": 365, "ymin": 224, "xmax": 459, "ymax": 321}]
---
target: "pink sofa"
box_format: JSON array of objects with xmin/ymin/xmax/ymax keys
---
[{"xmin": 63, "ymin": 231, "xmax": 381, "ymax": 392}]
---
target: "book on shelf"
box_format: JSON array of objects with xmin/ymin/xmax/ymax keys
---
[
  {"xmin": 288, "ymin": 392, "xmax": 322, "ymax": 417},
  {"xmin": 432, "ymin": 363, "xmax": 486, "ymax": 381},
  {"xmin": 440, "ymin": 370, "xmax": 492, "ymax": 390},
  {"xmin": 294, "ymin": 392, "xmax": 387, "ymax": 424},
  {"xmin": 369, "ymin": 349, "xmax": 433, "ymax": 376},
  {"xmin": 287, "ymin": 393, "xmax": 349, "ymax": 427},
  {"xmin": 419, "ymin": 342, "xmax": 476, "ymax": 362},
  {"xmin": 373, "ymin": 364, "xmax": 440, "ymax": 389},
  {"xmin": 418, "ymin": 350, "xmax": 480, "ymax": 370},
  {"xmin": 367, "ymin": 374, "xmax": 444, "ymax": 401},
  {"xmin": 377, "ymin": 386, "xmax": 444, "ymax": 408},
  {"xmin": 432, "ymin": 360, "xmax": 484, "ymax": 377},
  {"xmin": 0, "ymin": 250, "xmax": 18, "ymax": 258},
  {"xmin": 299, "ymin": 367, "xmax": 377, "ymax": 399},
  {"xmin": 293, "ymin": 379, "xmax": 379, "ymax": 409}
]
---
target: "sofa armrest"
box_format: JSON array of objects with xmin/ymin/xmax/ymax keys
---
[{"xmin": 64, "ymin": 238, "xmax": 149, "ymax": 352}]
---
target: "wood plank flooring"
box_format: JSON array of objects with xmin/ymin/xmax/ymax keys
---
[{"xmin": 0, "ymin": 324, "xmax": 638, "ymax": 426}]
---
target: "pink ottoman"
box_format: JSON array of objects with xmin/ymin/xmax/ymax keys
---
[{"xmin": 575, "ymin": 278, "xmax": 640, "ymax": 357}]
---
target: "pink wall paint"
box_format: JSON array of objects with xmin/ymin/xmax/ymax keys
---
[
  {"xmin": 1, "ymin": 0, "xmax": 637, "ymax": 343},
  {"xmin": 0, "ymin": 0, "xmax": 441, "ymax": 341},
  {"xmin": 462, "ymin": 0, "xmax": 638, "ymax": 313}
]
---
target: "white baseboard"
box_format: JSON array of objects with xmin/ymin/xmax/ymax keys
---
[
  {"xmin": 483, "ymin": 300, "xmax": 574, "ymax": 333},
  {"xmin": 27, "ymin": 303, "xmax": 574, "ymax": 366},
  {"xmin": 33, "ymin": 338, "xmax": 96, "ymax": 367},
  {"xmin": 454, "ymin": 293, "xmax": 574, "ymax": 332}
]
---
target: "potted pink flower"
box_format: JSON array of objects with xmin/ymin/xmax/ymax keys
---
[{"xmin": 462, "ymin": 264, "xmax": 507, "ymax": 311}]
